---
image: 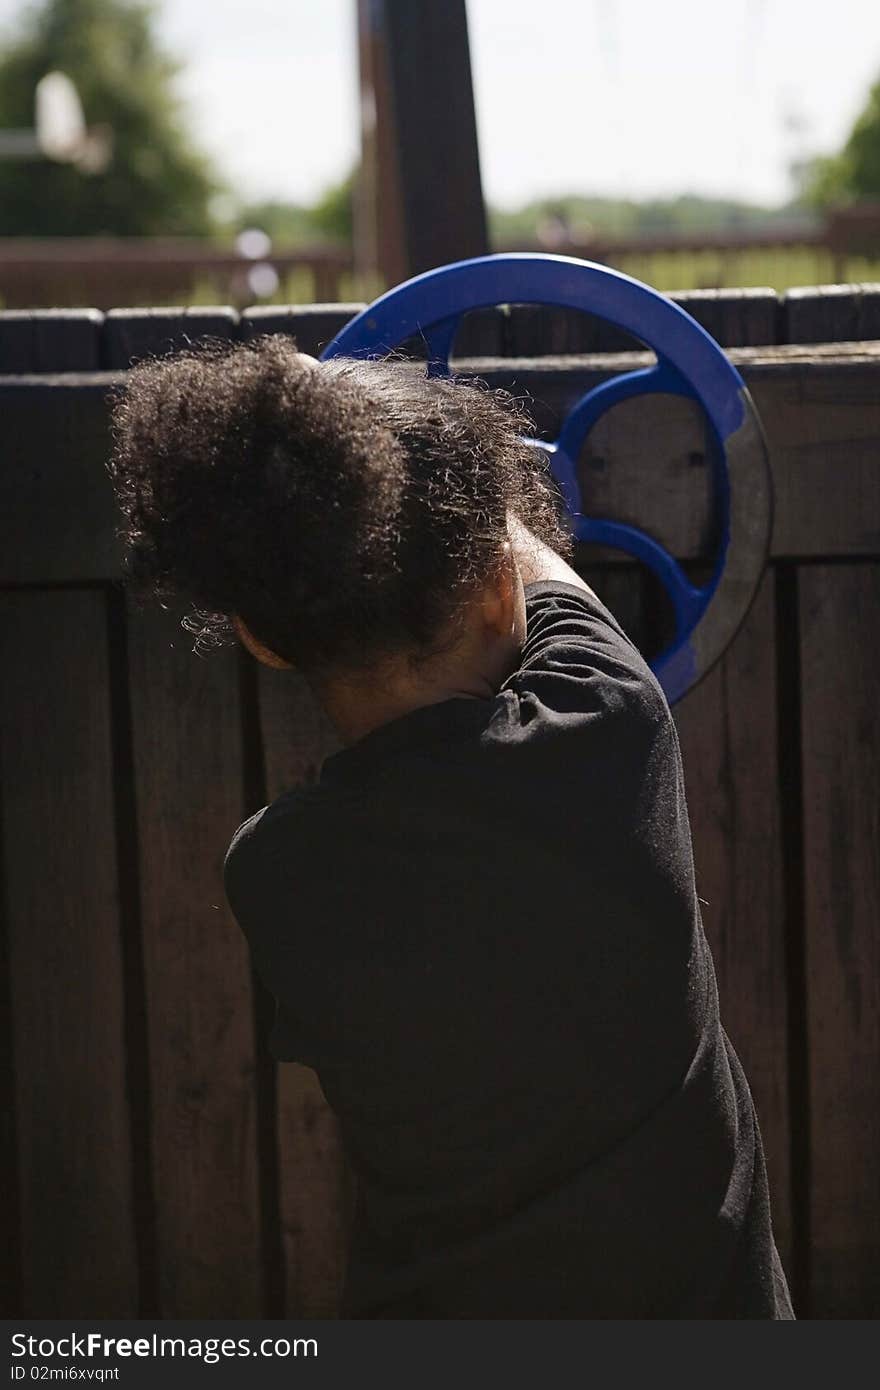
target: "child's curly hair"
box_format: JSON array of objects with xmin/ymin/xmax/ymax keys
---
[{"xmin": 107, "ymin": 335, "xmax": 571, "ymax": 671}]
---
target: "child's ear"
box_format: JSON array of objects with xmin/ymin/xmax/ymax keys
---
[
  {"xmin": 480, "ymin": 544, "xmax": 518, "ymax": 640},
  {"xmin": 232, "ymin": 614, "xmax": 294, "ymax": 670}
]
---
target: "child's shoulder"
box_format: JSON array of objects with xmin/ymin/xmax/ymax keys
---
[
  {"xmin": 223, "ymin": 784, "xmax": 322, "ymax": 882},
  {"xmin": 508, "ymin": 580, "xmax": 670, "ymax": 731}
]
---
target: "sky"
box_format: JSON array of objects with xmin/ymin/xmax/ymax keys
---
[{"xmin": 2, "ymin": 0, "xmax": 880, "ymax": 209}]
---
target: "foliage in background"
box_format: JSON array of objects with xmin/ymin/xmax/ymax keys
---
[
  {"xmin": 233, "ymin": 183, "xmax": 817, "ymax": 251},
  {"xmin": 0, "ymin": 0, "xmax": 220, "ymax": 234},
  {"xmin": 231, "ymin": 199, "xmax": 315, "ymax": 246},
  {"xmin": 0, "ymin": 0, "xmax": 872, "ymax": 281},
  {"xmin": 307, "ymin": 167, "xmax": 354, "ymax": 242},
  {"xmin": 233, "ymin": 169, "xmax": 354, "ymax": 248},
  {"xmin": 806, "ymin": 74, "xmax": 880, "ymax": 207},
  {"xmin": 488, "ymin": 192, "xmax": 817, "ymax": 244}
]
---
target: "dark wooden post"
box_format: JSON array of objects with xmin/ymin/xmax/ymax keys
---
[{"xmin": 355, "ymin": 0, "xmax": 489, "ymax": 286}]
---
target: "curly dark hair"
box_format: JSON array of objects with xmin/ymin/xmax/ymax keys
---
[{"xmin": 106, "ymin": 335, "xmax": 571, "ymax": 672}]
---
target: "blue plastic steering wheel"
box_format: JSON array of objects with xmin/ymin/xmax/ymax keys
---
[{"xmin": 321, "ymin": 253, "xmax": 772, "ymax": 703}]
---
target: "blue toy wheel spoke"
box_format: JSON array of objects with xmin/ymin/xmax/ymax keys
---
[
  {"xmin": 575, "ymin": 515, "xmax": 708, "ymax": 643},
  {"xmin": 419, "ymin": 314, "xmax": 459, "ymax": 376},
  {"xmin": 556, "ymin": 360, "xmax": 692, "ymax": 462},
  {"xmin": 551, "ymin": 362, "xmax": 698, "ymax": 517}
]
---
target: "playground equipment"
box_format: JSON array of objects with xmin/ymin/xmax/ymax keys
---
[
  {"xmin": 2, "ymin": 289, "xmax": 878, "ymax": 1320},
  {"xmin": 322, "ymin": 252, "xmax": 773, "ymax": 702}
]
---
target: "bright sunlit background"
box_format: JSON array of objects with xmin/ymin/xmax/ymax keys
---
[
  {"xmin": 2, "ymin": 0, "xmax": 870, "ymax": 210},
  {"xmin": 1, "ymin": 0, "xmax": 879, "ymax": 298}
]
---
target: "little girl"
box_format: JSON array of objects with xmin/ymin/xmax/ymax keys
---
[{"xmin": 108, "ymin": 337, "xmax": 794, "ymax": 1318}]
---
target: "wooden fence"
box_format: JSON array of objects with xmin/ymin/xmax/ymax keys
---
[
  {"xmin": 1, "ymin": 286, "xmax": 878, "ymax": 1320},
  {"xmin": 1, "ymin": 202, "xmax": 879, "ymax": 309},
  {"xmin": 0, "ymin": 240, "xmax": 353, "ymax": 311}
]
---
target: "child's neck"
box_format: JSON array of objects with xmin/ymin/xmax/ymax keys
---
[{"xmin": 309, "ymin": 664, "xmax": 497, "ymax": 747}]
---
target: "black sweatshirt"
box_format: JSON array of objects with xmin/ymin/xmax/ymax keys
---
[{"xmin": 223, "ymin": 581, "xmax": 794, "ymax": 1318}]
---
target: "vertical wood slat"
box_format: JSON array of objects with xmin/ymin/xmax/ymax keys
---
[
  {"xmin": 124, "ymin": 601, "xmax": 264, "ymax": 1315},
  {"xmin": 0, "ymin": 309, "xmax": 105, "ymax": 373},
  {"xmin": 782, "ymin": 285, "xmax": 880, "ymax": 345},
  {"xmin": 239, "ymin": 306, "xmax": 364, "ymax": 357},
  {"xmin": 799, "ymin": 564, "xmax": 880, "ymax": 1317},
  {"xmin": 255, "ymin": 667, "xmax": 353, "ymax": 1317},
  {"xmin": 503, "ymin": 286, "xmax": 779, "ymax": 358},
  {"xmin": 101, "ymin": 308, "xmax": 239, "ymax": 368},
  {"xmin": 780, "ymin": 283, "xmax": 879, "ymax": 1319},
  {"xmin": 0, "ymin": 592, "xmax": 138, "ymax": 1314},
  {"xmin": 671, "ymin": 289, "xmax": 779, "ymax": 348},
  {"xmin": 657, "ymin": 283, "xmax": 793, "ymax": 1283},
  {"xmin": 0, "ymin": 690, "xmax": 19, "ymax": 1318},
  {"xmin": 673, "ymin": 574, "xmax": 793, "ymax": 1275}
]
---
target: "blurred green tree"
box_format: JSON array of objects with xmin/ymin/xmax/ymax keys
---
[
  {"xmin": 308, "ymin": 167, "xmax": 354, "ymax": 242},
  {"xmin": 232, "ymin": 170, "xmax": 354, "ymax": 249},
  {"xmin": 232, "ymin": 199, "xmax": 315, "ymax": 246},
  {"xmin": 0, "ymin": 0, "xmax": 221, "ymax": 234},
  {"xmin": 807, "ymin": 75, "xmax": 880, "ymax": 206},
  {"xmin": 489, "ymin": 192, "xmax": 815, "ymax": 245}
]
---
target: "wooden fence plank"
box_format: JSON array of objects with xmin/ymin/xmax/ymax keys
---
[
  {"xmin": 102, "ymin": 308, "xmax": 238, "ymax": 368},
  {"xmin": 234, "ymin": 287, "xmax": 775, "ymax": 363},
  {"xmin": 255, "ymin": 667, "xmax": 352, "ymax": 1317},
  {"xmin": 784, "ymin": 283, "xmax": 879, "ymax": 1319},
  {"xmin": 0, "ymin": 379, "xmax": 119, "ymax": 584},
  {"xmin": 0, "ymin": 310, "xmax": 103, "ymax": 373},
  {"xmin": 664, "ymin": 276, "xmax": 795, "ymax": 1295},
  {"xmin": 753, "ymin": 354, "xmax": 880, "ymax": 560},
  {"xmin": 125, "ymin": 601, "xmax": 264, "ymax": 1315},
  {"xmin": 576, "ymin": 561, "xmax": 647, "ymax": 654},
  {"xmin": 2, "ymin": 346, "xmax": 878, "ymax": 586},
  {"xmin": 669, "ymin": 265, "xmax": 794, "ymax": 1303},
  {"xmin": 496, "ymin": 287, "xmax": 779, "ymax": 358},
  {"xmin": 799, "ymin": 564, "xmax": 880, "ymax": 1317},
  {"xmin": 672, "ymin": 288, "xmax": 779, "ymax": 348},
  {"xmin": 450, "ymin": 307, "xmax": 508, "ymax": 358},
  {"xmin": 783, "ymin": 284, "xmax": 880, "ymax": 344},
  {"xmin": 471, "ymin": 346, "xmax": 880, "ymax": 561},
  {"xmin": 673, "ymin": 572, "xmax": 793, "ymax": 1277},
  {"xmin": 239, "ymin": 306, "xmax": 364, "ymax": 357},
  {"xmin": 0, "ymin": 732, "xmax": 20, "ymax": 1318},
  {"xmin": 0, "ymin": 591, "xmax": 138, "ymax": 1314},
  {"xmin": 505, "ymin": 304, "xmax": 640, "ymax": 357}
]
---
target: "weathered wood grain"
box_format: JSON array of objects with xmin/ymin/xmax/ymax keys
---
[
  {"xmin": 102, "ymin": 308, "xmax": 238, "ymax": 368},
  {"xmin": 576, "ymin": 559, "xmax": 647, "ymax": 654},
  {"xmin": 2, "ymin": 345, "xmax": 878, "ymax": 585},
  {"xmin": 0, "ymin": 309, "xmax": 103, "ymax": 373},
  {"xmin": 799, "ymin": 564, "xmax": 880, "ymax": 1317},
  {"xmin": 783, "ymin": 284, "xmax": 880, "ymax": 345},
  {"xmin": 469, "ymin": 344, "xmax": 880, "ymax": 561},
  {"xmin": 457, "ymin": 287, "xmax": 779, "ymax": 358},
  {"xmin": 0, "ymin": 591, "xmax": 138, "ymax": 1314},
  {"xmin": 124, "ymin": 600, "xmax": 264, "ymax": 1315},
  {"xmin": 673, "ymin": 572, "xmax": 793, "ymax": 1275},
  {"xmin": 0, "ymin": 378, "xmax": 121, "ymax": 584},
  {"xmin": 239, "ymin": 306, "xmax": 364, "ymax": 358},
  {"xmin": 254, "ymin": 666, "xmax": 352, "ymax": 1317},
  {"xmin": 672, "ymin": 288, "xmax": 779, "ymax": 348}
]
